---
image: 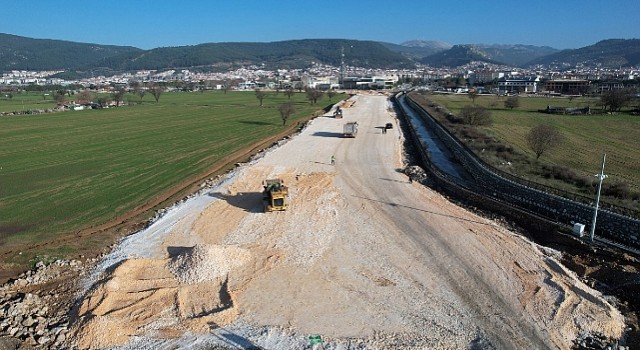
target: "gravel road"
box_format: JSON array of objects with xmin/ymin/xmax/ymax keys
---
[{"xmin": 74, "ymin": 93, "xmax": 624, "ymax": 349}]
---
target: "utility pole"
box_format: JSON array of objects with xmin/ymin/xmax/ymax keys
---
[
  {"xmin": 340, "ymin": 46, "xmax": 345, "ymax": 88},
  {"xmin": 589, "ymin": 153, "xmax": 607, "ymax": 242}
]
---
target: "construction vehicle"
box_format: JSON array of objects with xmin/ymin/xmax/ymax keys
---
[
  {"xmin": 263, "ymin": 179, "xmax": 288, "ymax": 212},
  {"xmin": 333, "ymin": 106, "xmax": 343, "ymax": 118},
  {"xmin": 343, "ymin": 122, "xmax": 358, "ymax": 138}
]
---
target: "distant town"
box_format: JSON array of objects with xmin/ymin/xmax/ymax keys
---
[{"xmin": 1, "ymin": 59, "xmax": 639, "ymax": 112}]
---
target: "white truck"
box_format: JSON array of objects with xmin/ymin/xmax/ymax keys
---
[{"xmin": 343, "ymin": 122, "xmax": 358, "ymax": 138}]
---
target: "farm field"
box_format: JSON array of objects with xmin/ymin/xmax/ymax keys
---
[
  {"xmin": 426, "ymin": 93, "xmax": 640, "ymax": 201},
  {"xmin": 0, "ymin": 91, "xmax": 59, "ymax": 112},
  {"xmin": 0, "ymin": 90, "xmax": 342, "ymax": 267}
]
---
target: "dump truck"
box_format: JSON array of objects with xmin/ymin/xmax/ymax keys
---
[
  {"xmin": 263, "ymin": 179, "xmax": 288, "ymax": 212},
  {"xmin": 343, "ymin": 122, "xmax": 358, "ymax": 138}
]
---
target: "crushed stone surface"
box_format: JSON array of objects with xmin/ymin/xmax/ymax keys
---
[{"xmin": 73, "ymin": 93, "xmax": 626, "ymax": 350}]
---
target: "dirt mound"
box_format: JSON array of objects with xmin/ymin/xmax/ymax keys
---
[
  {"xmin": 74, "ymin": 246, "xmax": 250, "ymax": 349},
  {"xmin": 168, "ymin": 244, "xmax": 252, "ymax": 284}
]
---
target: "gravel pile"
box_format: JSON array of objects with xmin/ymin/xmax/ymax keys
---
[
  {"xmin": 403, "ymin": 165, "xmax": 427, "ymax": 182},
  {"xmin": 167, "ymin": 244, "xmax": 251, "ymax": 284},
  {"xmin": 0, "ymin": 259, "xmax": 89, "ymax": 349}
]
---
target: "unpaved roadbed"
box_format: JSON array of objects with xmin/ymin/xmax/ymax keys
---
[{"xmin": 1, "ymin": 94, "xmax": 634, "ymax": 350}]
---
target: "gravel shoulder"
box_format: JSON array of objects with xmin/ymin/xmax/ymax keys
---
[{"xmin": 60, "ymin": 94, "xmax": 627, "ymax": 349}]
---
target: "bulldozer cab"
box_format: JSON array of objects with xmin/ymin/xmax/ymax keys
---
[{"xmin": 263, "ymin": 179, "xmax": 288, "ymax": 212}]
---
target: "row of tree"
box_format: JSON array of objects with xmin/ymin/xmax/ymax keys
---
[
  {"xmin": 255, "ymin": 87, "xmax": 339, "ymax": 125},
  {"xmin": 469, "ymin": 87, "xmax": 638, "ymax": 113},
  {"xmin": 50, "ymin": 83, "xmax": 167, "ymax": 107},
  {"xmin": 4, "ymin": 82, "xmax": 340, "ymax": 127},
  {"xmin": 459, "ymin": 96, "xmax": 562, "ymax": 160}
]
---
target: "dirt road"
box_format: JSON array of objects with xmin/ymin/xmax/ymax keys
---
[{"xmin": 74, "ymin": 94, "xmax": 624, "ymax": 349}]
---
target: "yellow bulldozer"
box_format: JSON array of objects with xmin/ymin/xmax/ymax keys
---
[{"xmin": 263, "ymin": 179, "xmax": 288, "ymax": 212}]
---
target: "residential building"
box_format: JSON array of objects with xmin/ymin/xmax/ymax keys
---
[
  {"xmin": 468, "ymin": 70, "xmax": 504, "ymax": 85},
  {"xmin": 498, "ymin": 76, "xmax": 540, "ymax": 93},
  {"xmin": 593, "ymin": 81, "xmax": 626, "ymax": 94},
  {"xmin": 544, "ymin": 79, "xmax": 590, "ymax": 95}
]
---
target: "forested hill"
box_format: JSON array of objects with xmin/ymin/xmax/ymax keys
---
[
  {"xmin": 526, "ymin": 39, "xmax": 640, "ymax": 67},
  {"xmin": 420, "ymin": 45, "xmax": 505, "ymax": 67},
  {"xmin": 3, "ymin": 33, "xmax": 637, "ymax": 72},
  {"xmin": 417, "ymin": 44, "xmax": 558, "ymax": 68},
  {"xmin": 0, "ymin": 35, "xmax": 414, "ymax": 72},
  {"xmin": 0, "ymin": 33, "xmax": 143, "ymax": 71},
  {"xmin": 93, "ymin": 39, "xmax": 414, "ymax": 71}
]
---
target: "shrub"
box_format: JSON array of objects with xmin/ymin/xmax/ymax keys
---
[
  {"xmin": 541, "ymin": 165, "xmax": 577, "ymax": 182},
  {"xmin": 576, "ymin": 176, "xmax": 596, "ymax": 188},
  {"xmin": 460, "ymin": 105, "xmax": 492, "ymax": 126},
  {"xmin": 446, "ymin": 112, "xmax": 463, "ymax": 124},
  {"xmin": 602, "ymin": 182, "xmax": 633, "ymax": 200}
]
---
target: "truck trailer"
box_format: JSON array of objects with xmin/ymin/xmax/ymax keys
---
[{"xmin": 343, "ymin": 122, "xmax": 358, "ymax": 138}]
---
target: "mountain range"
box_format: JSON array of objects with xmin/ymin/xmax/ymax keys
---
[
  {"xmin": 1, "ymin": 33, "xmax": 639, "ymax": 74},
  {"xmin": 0, "ymin": 33, "xmax": 142, "ymax": 71}
]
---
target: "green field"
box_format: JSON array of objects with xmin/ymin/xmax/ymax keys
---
[
  {"xmin": 422, "ymin": 93, "xmax": 640, "ymax": 207},
  {"xmin": 0, "ymin": 92, "xmax": 59, "ymax": 112},
  {"xmin": 0, "ymin": 90, "xmax": 342, "ymax": 261}
]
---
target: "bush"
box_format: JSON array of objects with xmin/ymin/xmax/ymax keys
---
[
  {"xmin": 576, "ymin": 175, "xmax": 596, "ymax": 188},
  {"xmin": 541, "ymin": 165, "xmax": 578, "ymax": 182},
  {"xmin": 602, "ymin": 182, "xmax": 633, "ymax": 200},
  {"xmin": 460, "ymin": 126, "xmax": 484, "ymax": 139},
  {"xmin": 446, "ymin": 112, "xmax": 463, "ymax": 124},
  {"xmin": 504, "ymin": 96, "xmax": 519, "ymax": 110},
  {"xmin": 497, "ymin": 149, "xmax": 516, "ymax": 162},
  {"xmin": 460, "ymin": 105, "xmax": 492, "ymax": 126}
]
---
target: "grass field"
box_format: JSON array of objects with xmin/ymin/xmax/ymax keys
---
[
  {"xmin": 0, "ymin": 90, "xmax": 343, "ymax": 263},
  {"xmin": 423, "ymin": 93, "xmax": 640, "ymax": 207},
  {"xmin": 0, "ymin": 92, "xmax": 59, "ymax": 112}
]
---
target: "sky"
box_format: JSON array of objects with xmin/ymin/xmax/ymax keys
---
[{"xmin": 2, "ymin": 0, "xmax": 640, "ymax": 50}]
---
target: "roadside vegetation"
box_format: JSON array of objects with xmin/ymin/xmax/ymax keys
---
[
  {"xmin": 408, "ymin": 91, "xmax": 640, "ymax": 213},
  {"xmin": 0, "ymin": 90, "xmax": 344, "ymax": 266}
]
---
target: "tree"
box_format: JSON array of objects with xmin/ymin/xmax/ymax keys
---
[
  {"xmin": 54, "ymin": 92, "xmax": 65, "ymax": 105},
  {"xmin": 600, "ymin": 89, "xmax": 632, "ymax": 112},
  {"xmin": 96, "ymin": 96, "xmax": 109, "ymax": 108},
  {"xmin": 77, "ymin": 90, "xmax": 95, "ymax": 104},
  {"xmin": 460, "ymin": 105, "xmax": 492, "ymax": 126},
  {"xmin": 468, "ymin": 89, "xmax": 478, "ymax": 103},
  {"xmin": 174, "ymin": 81, "xmax": 186, "ymax": 91},
  {"xmin": 504, "ymin": 96, "xmax": 519, "ymax": 110},
  {"xmin": 284, "ymin": 87, "xmax": 295, "ymax": 100},
  {"xmin": 278, "ymin": 102, "xmax": 296, "ymax": 125},
  {"xmin": 137, "ymin": 87, "xmax": 146, "ymax": 101},
  {"xmin": 222, "ymin": 80, "xmax": 230, "ymax": 94},
  {"xmin": 111, "ymin": 88, "xmax": 126, "ymax": 107},
  {"xmin": 306, "ymin": 88, "xmax": 323, "ymax": 104},
  {"xmin": 222, "ymin": 79, "xmax": 239, "ymax": 94},
  {"xmin": 130, "ymin": 81, "xmax": 145, "ymax": 101},
  {"xmin": 149, "ymin": 84, "xmax": 165, "ymax": 103},
  {"xmin": 255, "ymin": 89, "xmax": 267, "ymax": 106},
  {"xmin": 294, "ymin": 81, "xmax": 304, "ymax": 92},
  {"xmin": 526, "ymin": 124, "xmax": 564, "ymax": 160},
  {"xmin": 327, "ymin": 90, "xmax": 337, "ymax": 101}
]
